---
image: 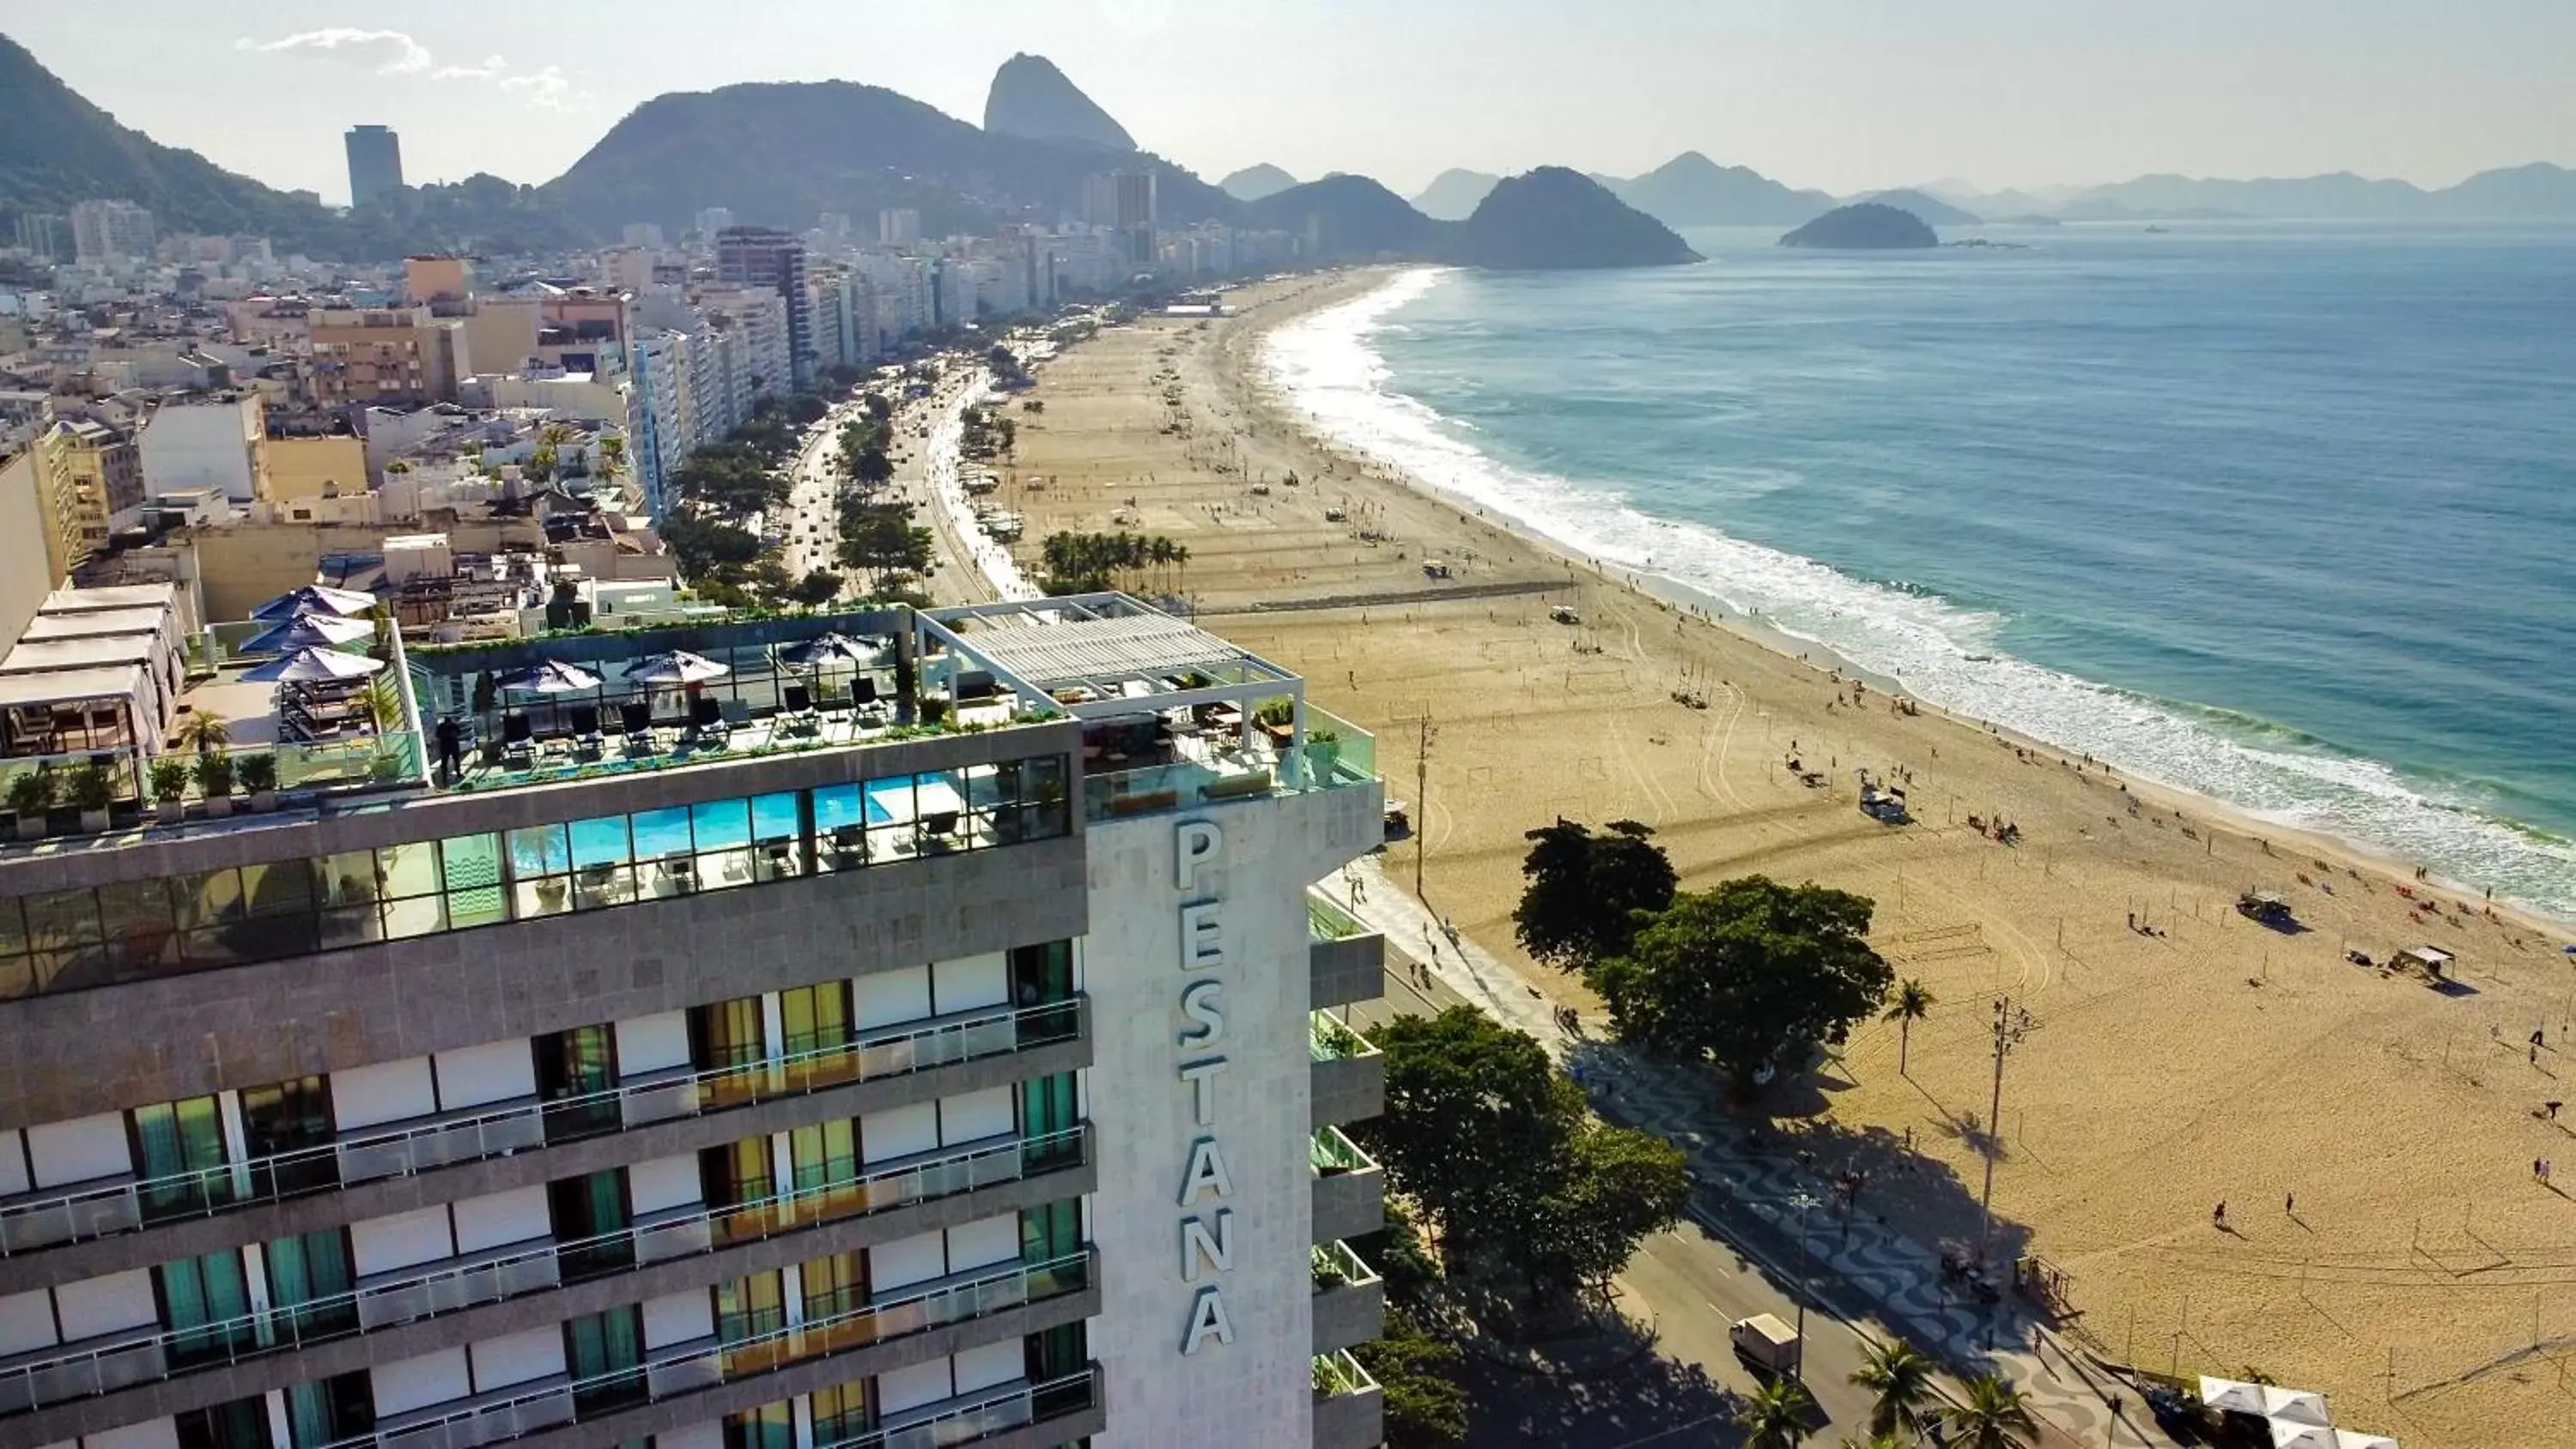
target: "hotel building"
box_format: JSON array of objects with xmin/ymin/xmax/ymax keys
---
[{"xmin": 0, "ymin": 595, "xmax": 1389, "ymax": 1449}]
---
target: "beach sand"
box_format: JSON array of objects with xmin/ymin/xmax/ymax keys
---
[{"xmin": 993, "ymin": 272, "xmax": 2576, "ymax": 1448}]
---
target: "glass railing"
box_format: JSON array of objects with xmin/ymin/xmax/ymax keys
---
[
  {"xmin": 1301, "ymin": 706, "xmax": 1376, "ymax": 786},
  {"xmin": 1312, "ymin": 1349, "xmax": 1377, "ymax": 1399},
  {"xmin": 309, "ymin": 1256, "xmax": 1095, "ymax": 1449},
  {"xmin": 1310, "ymin": 1125, "xmax": 1376, "ymax": 1177},
  {"xmin": 1310, "ymin": 1240, "xmax": 1379, "ymax": 1294},
  {"xmin": 1306, "ymin": 888, "xmax": 1367, "ymax": 943},
  {"xmin": 0, "ymin": 1131, "xmax": 1090, "ymax": 1417},
  {"xmin": 0, "ymin": 997, "xmax": 1086, "ymax": 1258},
  {"xmin": 814, "ymin": 1366, "xmax": 1103, "ymax": 1449},
  {"xmin": 1309, "ymin": 1011, "xmax": 1377, "ymax": 1064}
]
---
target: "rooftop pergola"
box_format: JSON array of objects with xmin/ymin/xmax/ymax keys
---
[{"xmin": 926, "ymin": 595, "xmax": 1304, "ymax": 720}]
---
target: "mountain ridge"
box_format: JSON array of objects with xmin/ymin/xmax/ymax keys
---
[{"xmin": 981, "ymin": 52, "xmax": 1135, "ymax": 151}]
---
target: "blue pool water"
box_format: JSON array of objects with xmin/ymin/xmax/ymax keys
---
[{"xmin": 1264, "ymin": 224, "xmax": 2576, "ymax": 921}]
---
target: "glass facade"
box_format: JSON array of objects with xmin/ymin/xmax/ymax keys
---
[{"xmin": 0, "ymin": 751, "xmax": 1072, "ymax": 1000}]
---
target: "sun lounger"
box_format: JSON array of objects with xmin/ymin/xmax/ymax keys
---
[
  {"xmin": 686, "ymin": 696, "xmax": 728, "ymax": 750},
  {"xmin": 618, "ymin": 700, "xmax": 659, "ymax": 756},
  {"xmin": 827, "ymin": 825, "xmax": 866, "ymax": 870},
  {"xmin": 568, "ymin": 705, "xmax": 605, "ymax": 762},
  {"xmin": 501, "ymin": 712, "xmax": 537, "ymax": 772},
  {"xmin": 780, "ymin": 685, "xmax": 820, "ymax": 737}
]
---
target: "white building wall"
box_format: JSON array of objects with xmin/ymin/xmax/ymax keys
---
[
  {"xmin": 137, "ymin": 397, "xmax": 259, "ymax": 502},
  {"xmin": 1082, "ymin": 785, "xmax": 1379, "ymax": 1449}
]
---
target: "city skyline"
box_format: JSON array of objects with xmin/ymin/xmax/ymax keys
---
[{"xmin": 7, "ymin": 1, "xmax": 2573, "ymax": 206}]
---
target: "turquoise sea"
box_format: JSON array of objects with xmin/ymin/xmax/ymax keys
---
[{"xmin": 1261, "ymin": 224, "xmax": 2576, "ymax": 923}]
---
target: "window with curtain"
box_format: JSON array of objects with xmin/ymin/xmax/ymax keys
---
[
  {"xmin": 810, "ymin": 1379, "xmax": 871, "ymax": 1446},
  {"xmin": 1026, "ymin": 1319, "xmax": 1089, "ymax": 1384},
  {"xmin": 800, "ymin": 1249, "xmax": 869, "ymax": 1325},
  {"xmin": 1009, "ymin": 940, "xmax": 1077, "ymax": 1046},
  {"xmin": 721, "ymin": 1400, "xmax": 794, "ymax": 1449},
  {"xmin": 1020, "ymin": 1072, "xmax": 1079, "ymax": 1171},
  {"xmin": 714, "ymin": 1270, "xmax": 787, "ymax": 1347},
  {"xmin": 131, "ymin": 1093, "xmax": 232, "ymax": 1219},
  {"xmin": 563, "ymin": 1305, "xmax": 646, "ymax": 1416},
  {"xmin": 549, "ymin": 1168, "xmax": 635, "ymax": 1281},
  {"xmin": 779, "ymin": 981, "xmax": 851, "ymax": 1058},
  {"xmin": 264, "ymin": 1228, "xmax": 358, "ymax": 1341},
  {"xmin": 1021, "ymin": 1199, "xmax": 1084, "ymax": 1298},
  {"xmin": 241, "ymin": 1074, "xmax": 337, "ymax": 1198},
  {"xmin": 283, "ymin": 1371, "xmax": 374, "ymax": 1449},
  {"xmin": 790, "ymin": 1118, "xmax": 858, "ymax": 1196},
  {"xmin": 702, "ymin": 1137, "xmax": 775, "ymax": 1217},
  {"xmin": 690, "ymin": 995, "xmax": 767, "ymax": 1071},
  {"xmin": 174, "ymin": 1395, "xmax": 270, "ymax": 1449},
  {"xmin": 535, "ymin": 1022, "xmax": 620, "ymax": 1142},
  {"xmin": 155, "ymin": 1247, "xmax": 255, "ymax": 1367}
]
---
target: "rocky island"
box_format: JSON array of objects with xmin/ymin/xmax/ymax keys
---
[{"xmin": 1780, "ymin": 202, "xmax": 1939, "ymax": 249}]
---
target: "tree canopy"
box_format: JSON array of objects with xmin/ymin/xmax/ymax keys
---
[
  {"xmin": 1511, "ymin": 817, "xmax": 1677, "ymax": 971},
  {"xmin": 836, "ymin": 500, "xmax": 932, "ymax": 588},
  {"xmin": 1591, "ymin": 876, "xmax": 1891, "ymax": 1097},
  {"xmin": 1360, "ymin": 1007, "xmax": 1687, "ymax": 1312}
]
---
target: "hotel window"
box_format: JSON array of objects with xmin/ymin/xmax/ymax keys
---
[
  {"xmin": 155, "ymin": 1247, "xmax": 255, "ymax": 1367},
  {"xmin": 702, "ymin": 1135, "xmax": 775, "ymax": 1215},
  {"xmin": 264, "ymin": 1228, "xmax": 358, "ymax": 1340},
  {"xmin": 175, "ymin": 1396, "xmax": 270, "ymax": 1449},
  {"xmin": 536, "ymin": 1022, "xmax": 621, "ymax": 1142},
  {"xmin": 780, "ymin": 980, "xmax": 852, "ymax": 1058},
  {"xmin": 550, "ymin": 1167, "xmax": 635, "ymax": 1280},
  {"xmin": 1027, "ymin": 1320, "xmax": 1089, "ymax": 1387},
  {"xmin": 1020, "ymin": 1072, "xmax": 1079, "ymax": 1170},
  {"xmin": 240, "ymin": 1074, "xmax": 337, "ymax": 1197},
  {"xmin": 690, "ymin": 995, "xmax": 767, "ymax": 1071},
  {"xmin": 283, "ymin": 1371, "xmax": 375, "ymax": 1449},
  {"xmin": 722, "ymin": 1400, "xmax": 794, "ymax": 1449},
  {"xmin": 130, "ymin": 1093, "xmax": 233, "ymax": 1220},
  {"xmin": 790, "ymin": 1117, "xmax": 858, "ymax": 1194},
  {"xmin": 564, "ymin": 1305, "xmax": 647, "ymax": 1416},
  {"xmin": 810, "ymin": 1380, "xmax": 871, "ymax": 1446},
  {"xmin": 714, "ymin": 1270, "xmax": 787, "ymax": 1349},
  {"xmin": 801, "ymin": 1248, "xmax": 868, "ymax": 1324},
  {"xmin": 1010, "ymin": 940, "xmax": 1077, "ymax": 1046}
]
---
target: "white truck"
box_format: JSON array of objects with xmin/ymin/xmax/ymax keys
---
[{"xmin": 1729, "ymin": 1313, "xmax": 1803, "ymax": 1376}]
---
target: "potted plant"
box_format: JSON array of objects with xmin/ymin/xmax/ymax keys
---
[
  {"xmin": 237, "ymin": 754, "xmax": 279, "ymax": 811},
  {"xmin": 196, "ymin": 754, "xmax": 236, "ymax": 817},
  {"xmin": 173, "ymin": 710, "xmax": 231, "ymax": 758},
  {"xmin": 149, "ymin": 758, "xmax": 192, "ymax": 824},
  {"xmin": 1304, "ymin": 727, "xmax": 1342, "ymax": 781},
  {"xmin": 1255, "ymin": 697, "xmax": 1297, "ymax": 747},
  {"xmin": 6, "ymin": 770, "xmax": 52, "ymax": 840},
  {"xmin": 68, "ymin": 760, "xmax": 117, "ymax": 834}
]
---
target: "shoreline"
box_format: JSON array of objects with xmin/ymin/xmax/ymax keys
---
[{"xmin": 1225, "ymin": 265, "xmax": 2573, "ymax": 940}]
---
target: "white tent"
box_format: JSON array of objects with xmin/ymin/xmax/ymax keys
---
[
  {"xmin": 2334, "ymin": 1432, "xmax": 2398, "ymax": 1449},
  {"xmin": 2260, "ymin": 1386, "xmax": 2332, "ymax": 1426},
  {"xmin": 2269, "ymin": 1420, "xmax": 2336, "ymax": 1449},
  {"xmin": 2199, "ymin": 1378, "xmax": 2269, "ymax": 1416}
]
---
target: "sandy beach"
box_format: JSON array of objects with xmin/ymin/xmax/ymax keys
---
[{"xmin": 987, "ymin": 270, "xmax": 2576, "ymax": 1449}]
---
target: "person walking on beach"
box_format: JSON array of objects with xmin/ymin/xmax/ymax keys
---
[
  {"xmin": 2285, "ymin": 1191, "xmax": 2295, "ymax": 1216},
  {"xmin": 2213, "ymin": 1201, "xmax": 2227, "ymax": 1228}
]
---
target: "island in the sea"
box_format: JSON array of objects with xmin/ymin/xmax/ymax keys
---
[{"xmin": 1780, "ymin": 202, "xmax": 1939, "ymax": 249}]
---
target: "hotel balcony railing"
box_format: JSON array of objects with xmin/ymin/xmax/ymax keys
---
[
  {"xmin": 1309, "ymin": 1125, "xmax": 1376, "ymax": 1177},
  {"xmin": 820, "ymin": 1365, "xmax": 1101, "ymax": 1449},
  {"xmin": 1312, "ymin": 1349, "xmax": 1376, "ymax": 1400},
  {"xmin": 0, "ymin": 997, "xmax": 1084, "ymax": 1258},
  {"xmin": 1308, "ymin": 1012, "xmax": 1377, "ymax": 1064},
  {"xmin": 1082, "ymin": 709, "xmax": 1376, "ymax": 825},
  {"xmin": 1306, "ymin": 888, "xmax": 1365, "ymax": 943},
  {"xmin": 1310, "ymin": 1240, "xmax": 1379, "ymax": 1294},
  {"xmin": 310, "ymin": 1254, "xmax": 1095, "ymax": 1449},
  {"xmin": 0, "ymin": 1128, "xmax": 1090, "ymax": 1418}
]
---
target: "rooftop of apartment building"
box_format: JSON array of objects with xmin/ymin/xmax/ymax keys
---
[{"xmin": 0, "ymin": 590, "xmax": 1373, "ymax": 1002}]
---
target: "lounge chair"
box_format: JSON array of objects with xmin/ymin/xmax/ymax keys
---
[
  {"xmin": 760, "ymin": 836, "xmax": 798, "ymax": 880},
  {"xmin": 568, "ymin": 705, "xmax": 605, "ymax": 762},
  {"xmin": 501, "ymin": 712, "xmax": 537, "ymax": 771},
  {"xmin": 618, "ymin": 701, "xmax": 659, "ymax": 756},
  {"xmin": 921, "ymin": 809, "xmax": 960, "ymax": 850},
  {"xmin": 780, "ymin": 684, "xmax": 820, "ymax": 737},
  {"xmin": 686, "ymin": 696, "xmax": 728, "ymax": 750},
  {"xmin": 827, "ymin": 824, "xmax": 867, "ymax": 870},
  {"xmin": 662, "ymin": 850, "xmax": 696, "ymax": 894},
  {"xmin": 853, "ymin": 676, "xmax": 886, "ymax": 725}
]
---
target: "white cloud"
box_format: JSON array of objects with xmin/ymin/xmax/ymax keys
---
[
  {"xmin": 233, "ymin": 28, "xmax": 433, "ymax": 76},
  {"xmin": 234, "ymin": 33, "xmax": 592, "ymax": 111}
]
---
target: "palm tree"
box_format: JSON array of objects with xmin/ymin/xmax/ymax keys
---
[
  {"xmin": 174, "ymin": 710, "xmax": 231, "ymax": 757},
  {"xmin": 1884, "ymin": 979, "xmax": 1935, "ymax": 1076},
  {"xmin": 1735, "ymin": 1376, "xmax": 1815, "ymax": 1449},
  {"xmin": 1849, "ymin": 1338, "xmax": 1941, "ymax": 1440},
  {"xmin": 1836, "ymin": 1434, "xmax": 1914, "ymax": 1449},
  {"xmin": 1942, "ymin": 1373, "xmax": 2038, "ymax": 1449}
]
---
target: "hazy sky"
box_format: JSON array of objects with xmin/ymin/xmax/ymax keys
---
[{"xmin": 13, "ymin": 1, "xmax": 2572, "ymax": 205}]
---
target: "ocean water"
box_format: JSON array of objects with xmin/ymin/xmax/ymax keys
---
[{"xmin": 1261, "ymin": 225, "xmax": 2576, "ymax": 924}]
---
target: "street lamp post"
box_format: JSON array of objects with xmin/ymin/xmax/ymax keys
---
[
  {"xmin": 1787, "ymin": 1189, "xmax": 1821, "ymax": 1377},
  {"xmin": 1977, "ymin": 996, "xmax": 2037, "ymax": 1268}
]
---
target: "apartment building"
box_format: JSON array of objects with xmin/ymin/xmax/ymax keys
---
[
  {"xmin": 308, "ymin": 309, "xmax": 470, "ymax": 410},
  {"xmin": 0, "ymin": 593, "xmax": 1389, "ymax": 1449},
  {"xmin": 714, "ymin": 229, "xmax": 814, "ymax": 388}
]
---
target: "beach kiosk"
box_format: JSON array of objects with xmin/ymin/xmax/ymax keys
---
[{"xmin": 2397, "ymin": 944, "xmax": 2455, "ymax": 980}]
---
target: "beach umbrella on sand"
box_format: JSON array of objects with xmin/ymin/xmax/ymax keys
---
[
  {"xmin": 2266, "ymin": 1422, "xmax": 2336, "ymax": 1449},
  {"xmin": 241, "ymin": 613, "xmax": 374, "ymax": 655},
  {"xmin": 249, "ymin": 583, "xmax": 376, "ymax": 621},
  {"xmin": 624, "ymin": 651, "xmax": 732, "ymax": 686},
  {"xmin": 775, "ymin": 633, "xmax": 878, "ymax": 670},
  {"xmin": 496, "ymin": 660, "xmax": 605, "ymax": 694},
  {"xmin": 240, "ymin": 646, "xmax": 387, "ymax": 684}
]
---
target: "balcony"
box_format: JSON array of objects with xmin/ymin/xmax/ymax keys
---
[
  {"xmin": 1309, "ymin": 1240, "xmax": 1385, "ymax": 1357},
  {"xmin": 325, "ymin": 1254, "xmax": 1096, "ymax": 1449},
  {"xmin": 1309, "ymin": 1013, "xmax": 1384, "ymax": 1131},
  {"xmin": 0, "ymin": 997, "xmax": 1086, "ymax": 1259},
  {"xmin": 1309, "ymin": 1126, "xmax": 1384, "ymax": 1245},
  {"xmin": 1307, "ymin": 890, "xmax": 1384, "ymax": 1012},
  {"xmin": 1310, "ymin": 1349, "xmax": 1383, "ymax": 1449},
  {"xmin": 822, "ymin": 1365, "xmax": 1102, "ymax": 1449},
  {"xmin": 0, "ymin": 1129, "xmax": 1089, "ymax": 1419}
]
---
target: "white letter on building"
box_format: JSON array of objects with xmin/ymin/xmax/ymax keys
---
[
  {"xmin": 1177, "ymin": 1057, "xmax": 1229, "ymax": 1127},
  {"xmin": 1176, "ymin": 820, "xmax": 1224, "ymax": 890},
  {"xmin": 1182, "ymin": 1286, "xmax": 1235, "ymax": 1355},
  {"xmin": 1177, "ymin": 979, "xmax": 1226, "ymax": 1048},
  {"xmin": 1176, "ymin": 1137, "xmax": 1235, "ymax": 1207},
  {"xmin": 1179, "ymin": 901, "xmax": 1228, "ymax": 971},
  {"xmin": 1180, "ymin": 1209, "xmax": 1235, "ymax": 1282}
]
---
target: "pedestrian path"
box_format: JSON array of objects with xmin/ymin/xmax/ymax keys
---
[
  {"xmin": 1312, "ymin": 858, "xmax": 2174, "ymax": 1449},
  {"xmin": 920, "ymin": 375, "xmax": 1041, "ymax": 602}
]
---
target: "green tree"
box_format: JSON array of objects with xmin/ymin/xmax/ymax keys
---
[
  {"xmin": 785, "ymin": 391, "xmax": 829, "ymax": 425},
  {"xmin": 985, "ymin": 343, "xmax": 1020, "ymax": 378},
  {"xmin": 1592, "ymin": 876, "xmax": 1892, "ymax": 1099},
  {"xmin": 1884, "ymin": 979, "xmax": 1935, "ymax": 1076},
  {"xmin": 1942, "ymin": 1374, "xmax": 2038, "ymax": 1449},
  {"xmin": 854, "ymin": 446, "xmax": 894, "ymax": 488},
  {"xmin": 1735, "ymin": 1376, "xmax": 1817, "ymax": 1449},
  {"xmin": 788, "ymin": 570, "xmax": 845, "ymax": 608},
  {"xmin": 1511, "ymin": 818, "xmax": 1677, "ymax": 971},
  {"xmin": 1836, "ymin": 1434, "xmax": 1915, "ymax": 1449},
  {"xmin": 1850, "ymin": 1337, "xmax": 1941, "ymax": 1440},
  {"xmin": 1356, "ymin": 1309, "xmax": 1467, "ymax": 1449},
  {"xmin": 862, "ymin": 392, "xmax": 892, "ymax": 421},
  {"xmin": 1362, "ymin": 1008, "xmax": 1687, "ymax": 1312},
  {"xmin": 836, "ymin": 503, "xmax": 932, "ymax": 589}
]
